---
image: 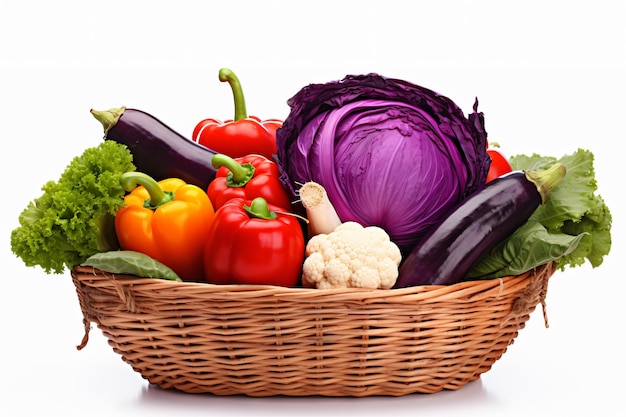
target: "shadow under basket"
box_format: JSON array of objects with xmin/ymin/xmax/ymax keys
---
[{"xmin": 71, "ymin": 262, "xmax": 556, "ymax": 397}]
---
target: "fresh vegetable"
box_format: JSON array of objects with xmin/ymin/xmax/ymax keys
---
[
  {"xmin": 82, "ymin": 250, "xmax": 182, "ymax": 282},
  {"xmin": 301, "ymin": 221, "xmax": 402, "ymax": 289},
  {"xmin": 115, "ymin": 172, "xmax": 215, "ymax": 282},
  {"xmin": 395, "ymin": 163, "xmax": 566, "ymax": 287},
  {"xmin": 466, "ymin": 148, "xmax": 612, "ymax": 279},
  {"xmin": 203, "ymin": 197, "xmax": 305, "ymax": 286},
  {"xmin": 10, "ymin": 141, "xmax": 134, "ymax": 274},
  {"xmin": 486, "ymin": 145, "xmax": 513, "ymax": 182},
  {"xmin": 275, "ymin": 73, "xmax": 491, "ymax": 254},
  {"xmin": 298, "ymin": 181, "xmax": 342, "ymax": 236},
  {"xmin": 91, "ymin": 106, "xmax": 219, "ymax": 190},
  {"xmin": 192, "ymin": 68, "xmax": 282, "ymax": 160},
  {"xmin": 208, "ymin": 153, "xmax": 292, "ymax": 210}
]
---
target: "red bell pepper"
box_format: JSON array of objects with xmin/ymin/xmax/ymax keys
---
[
  {"xmin": 485, "ymin": 141, "xmax": 513, "ymax": 183},
  {"xmin": 203, "ymin": 197, "xmax": 305, "ymax": 287},
  {"xmin": 208, "ymin": 153, "xmax": 293, "ymax": 211},
  {"xmin": 192, "ymin": 68, "xmax": 282, "ymax": 160}
]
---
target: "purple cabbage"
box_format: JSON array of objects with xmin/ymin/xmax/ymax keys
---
[{"xmin": 275, "ymin": 73, "xmax": 490, "ymax": 253}]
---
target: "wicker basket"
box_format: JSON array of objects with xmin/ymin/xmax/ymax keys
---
[{"xmin": 71, "ymin": 262, "xmax": 556, "ymax": 397}]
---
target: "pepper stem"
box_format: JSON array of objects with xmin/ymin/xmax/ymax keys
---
[
  {"xmin": 219, "ymin": 68, "xmax": 247, "ymax": 121},
  {"xmin": 212, "ymin": 154, "xmax": 255, "ymax": 187},
  {"xmin": 120, "ymin": 172, "xmax": 174, "ymax": 209},
  {"xmin": 244, "ymin": 197, "xmax": 277, "ymax": 220}
]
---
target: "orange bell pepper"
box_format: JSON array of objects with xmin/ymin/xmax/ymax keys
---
[{"xmin": 115, "ymin": 172, "xmax": 215, "ymax": 282}]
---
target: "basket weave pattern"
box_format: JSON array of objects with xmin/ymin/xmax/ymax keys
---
[{"xmin": 71, "ymin": 262, "xmax": 555, "ymax": 397}]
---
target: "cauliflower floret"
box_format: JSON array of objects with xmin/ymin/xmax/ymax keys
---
[
  {"xmin": 301, "ymin": 252, "xmax": 325, "ymax": 286},
  {"xmin": 349, "ymin": 267, "xmax": 380, "ymax": 289},
  {"xmin": 301, "ymin": 222, "xmax": 402, "ymax": 289}
]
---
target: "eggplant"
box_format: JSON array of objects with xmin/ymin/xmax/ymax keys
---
[
  {"xmin": 395, "ymin": 163, "xmax": 566, "ymax": 287},
  {"xmin": 91, "ymin": 106, "xmax": 218, "ymax": 190}
]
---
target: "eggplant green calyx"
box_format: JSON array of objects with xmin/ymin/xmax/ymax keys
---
[
  {"xmin": 120, "ymin": 171, "xmax": 174, "ymax": 209},
  {"xmin": 244, "ymin": 197, "xmax": 277, "ymax": 220},
  {"xmin": 524, "ymin": 162, "xmax": 567, "ymax": 204},
  {"xmin": 212, "ymin": 153, "xmax": 255, "ymax": 187},
  {"xmin": 91, "ymin": 106, "xmax": 125, "ymax": 135},
  {"xmin": 219, "ymin": 68, "xmax": 247, "ymax": 121}
]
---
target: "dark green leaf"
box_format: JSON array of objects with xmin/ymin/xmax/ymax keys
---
[{"xmin": 82, "ymin": 250, "xmax": 182, "ymax": 282}]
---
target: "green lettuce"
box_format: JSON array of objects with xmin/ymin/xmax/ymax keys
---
[
  {"xmin": 466, "ymin": 148, "xmax": 612, "ymax": 280},
  {"xmin": 11, "ymin": 141, "xmax": 135, "ymax": 274}
]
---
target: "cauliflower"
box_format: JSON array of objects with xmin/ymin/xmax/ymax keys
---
[{"xmin": 301, "ymin": 222, "xmax": 402, "ymax": 289}]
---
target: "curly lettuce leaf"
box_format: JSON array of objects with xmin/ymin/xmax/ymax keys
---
[
  {"xmin": 509, "ymin": 150, "xmax": 599, "ymax": 230},
  {"xmin": 466, "ymin": 148, "xmax": 612, "ymax": 279},
  {"xmin": 11, "ymin": 141, "xmax": 135, "ymax": 274},
  {"xmin": 559, "ymin": 194, "xmax": 612, "ymax": 268}
]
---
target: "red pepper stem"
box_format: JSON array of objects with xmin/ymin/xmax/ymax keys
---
[
  {"xmin": 244, "ymin": 197, "xmax": 277, "ymax": 220},
  {"xmin": 120, "ymin": 172, "xmax": 174, "ymax": 209},
  {"xmin": 219, "ymin": 68, "xmax": 247, "ymax": 121},
  {"xmin": 211, "ymin": 154, "xmax": 255, "ymax": 187}
]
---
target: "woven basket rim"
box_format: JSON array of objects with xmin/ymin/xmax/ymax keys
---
[{"xmin": 71, "ymin": 262, "xmax": 555, "ymax": 303}]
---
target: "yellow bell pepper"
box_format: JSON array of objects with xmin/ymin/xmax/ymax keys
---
[{"xmin": 115, "ymin": 172, "xmax": 215, "ymax": 282}]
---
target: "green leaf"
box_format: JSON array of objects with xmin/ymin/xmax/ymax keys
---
[
  {"xmin": 515, "ymin": 149, "xmax": 599, "ymax": 230},
  {"xmin": 466, "ymin": 220, "xmax": 587, "ymax": 279},
  {"xmin": 10, "ymin": 141, "xmax": 135, "ymax": 274},
  {"xmin": 466, "ymin": 148, "xmax": 612, "ymax": 280},
  {"xmin": 81, "ymin": 250, "xmax": 183, "ymax": 282}
]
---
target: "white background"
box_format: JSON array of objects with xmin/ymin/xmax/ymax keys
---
[{"xmin": 1, "ymin": 1, "xmax": 624, "ymax": 416}]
